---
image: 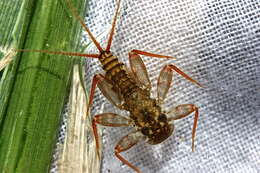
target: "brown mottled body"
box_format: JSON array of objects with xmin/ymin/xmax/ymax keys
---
[
  {"xmin": 16, "ymin": 0, "xmax": 203, "ymax": 172},
  {"xmin": 99, "ymin": 51, "xmax": 173, "ymax": 144},
  {"xmin": 100, "ymin": 52, "xmax": 138, "ymax": 98}
]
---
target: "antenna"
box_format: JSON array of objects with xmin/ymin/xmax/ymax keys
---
[{"xmin": 65, "ymin": 0, "xmax": 103, "ymax": 52}]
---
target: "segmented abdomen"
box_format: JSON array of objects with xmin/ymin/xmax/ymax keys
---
[
  {"xmin": 99, "ymin": 52, "xmax": 138, "ymax": 98},
  {"xmin": 99, "ymin": 52, "xmax": 157, "ymax": 124}
]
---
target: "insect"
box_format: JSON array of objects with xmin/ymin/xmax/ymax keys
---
[{"xmin": 17, "ymin": 0, "xmax": 203, "ymax": 172}]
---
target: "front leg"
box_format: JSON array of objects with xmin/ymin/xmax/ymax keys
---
[
  {"xmin": 87, "ymin": 74, "xmax": 124, "ymax": 114},
  {"xmin": 131, "ymin": 49, "xmax": 175, "ymax": 59}
]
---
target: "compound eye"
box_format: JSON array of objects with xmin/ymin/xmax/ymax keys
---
[
  {"xmin": 158, "ymin": 113, "xmax": 167, "ymax": 122},
  {"xmin": 141, "ymin": 127, "xmax": 150, "ymax": 136}
]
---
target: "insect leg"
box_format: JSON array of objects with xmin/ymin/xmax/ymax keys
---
[
  {"xmin": 165, "ymin": 64, "xmax": 203, "ymax": 87},
  {"xmin": 92, "ymin": 113, "xmax": 132, "ymax": 158},
  {"xmin": 88, "ymin": 74, "xmax": 124, "ymax": 113},
  {"xmin": 87, "ymin": 74, "xmax": 102, "ymax": 114},
  {"xmin": 129, "ymin": 52, "xmax": 151, "ymax": 90},
  {"xmin": 130, "ymin": 49, "xmax": 176, "ymax": 59},
  {"xmin": 167, "ymin": 104, "xmax": 199, "ymax": 152},
  {"xmin": 98, "ymin": 75, "xmax": 124, "ymax": 109},
  {"xmin": 157, "ymin": 64, "xmax": 203, "ymax": 103},
  {"xmin": 115, "ymin": 131, "xmax": 146, "ymax": 173}
]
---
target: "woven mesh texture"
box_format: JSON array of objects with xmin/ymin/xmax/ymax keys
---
[{"xmin": 54, "ymin": 0, "xmax": 260, "ymax": 173}]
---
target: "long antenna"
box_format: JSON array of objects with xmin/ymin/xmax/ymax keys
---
[
  {"xmin": 106, "ymin": 0, "xmax": 121, "ymax": 52},
  {"xmin": 15, "ymin": 49, "xmax": 100, "ymax": 58},
  {"xmin": 66, "ymin": 0, "xmax": 103, "ymax": 52}
]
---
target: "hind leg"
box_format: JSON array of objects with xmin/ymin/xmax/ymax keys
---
[
  {"xmin": 167, "ymin": 104, "xmax": 199, "ymax": 151},
  {"xmin": 92, "ymin": 113, "xmax": 132, "ymax": 157}
]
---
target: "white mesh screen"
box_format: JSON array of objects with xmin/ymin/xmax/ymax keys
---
[{"xmin": 53, "ymin": 0, "xmax": 260, "ymax": 172}]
